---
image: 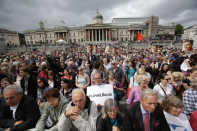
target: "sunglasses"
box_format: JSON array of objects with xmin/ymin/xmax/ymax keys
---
[
  {"xmin": 37, "ymin": 81, "xmax": 42, "ymax": 83},
  {"xmin": 165, "ymin": 79, "xmax": 169, "ymax": 81},
  {"xmin": 78, "ymin": 70, "xmax": 82, "ymax": 71}
]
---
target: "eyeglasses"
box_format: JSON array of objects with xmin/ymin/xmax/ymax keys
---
[
  {"xmin": 111, "ymin": 63, "xmax": 116, "ymax": 65},
  {"xmin": 78, "ymin": 70, "xmax": 82, "ymax": 71},
  {"xmin": 94, "ymin": 77, "xmax": 101, "ymax": 80},
  {"xmin": 47, "ymin": 98, "xmax": 57, "ymax": 103},
  {"xmin": 108, "ymin": 109, "xmax": 117, "ymax": 114},
  {"xmin": 37, "ymin": 81, "xmax": 42, "ymax": 83},
  {"xmin": 165, "ymin": 79, "xmax": 169, "ymax": 81}
]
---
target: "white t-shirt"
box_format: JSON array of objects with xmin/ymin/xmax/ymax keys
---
[
  {"xmin": 153, "ymin": 84, "xmax": 174, "ymax": 102},
  {"xmin": 164, "ymin": 111, "xmax": 193, "ymax": 131},
  {"xmin": 181, "ymin": 59, "xmax": 191, "ymax": 71}
]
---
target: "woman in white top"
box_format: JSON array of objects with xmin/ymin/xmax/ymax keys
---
[
  {"xmin": 181, "ymin": 54, "xmax": 197, "ymax": 76},
  {"xmin": 153, "ymin": 73, "xmax": 175, "ymax": 104},
  {"xmin": 161, "ymin": 94, "xmax": 193, "ymax": 131}
]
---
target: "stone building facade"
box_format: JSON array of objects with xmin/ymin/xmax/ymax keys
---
[
  {"xmin": 0, "ymin": 29, "xmax": 20, "ymax": 45},
  {"xmin": 23, "ymin": 10, "xmax": 175, "ymax": 45},
  {"xmin": 182, "ymin": 25, "xmax": 197, "ymax": 40}
]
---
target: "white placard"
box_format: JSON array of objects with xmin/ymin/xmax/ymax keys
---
[{"xmin": 87, "ymin": 84, "xmax": 114, "ymax": 106}]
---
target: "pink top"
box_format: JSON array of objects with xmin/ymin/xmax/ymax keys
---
[{"xmin": 127, "ymin": 86, "xmax": 142, "ymax": 105}]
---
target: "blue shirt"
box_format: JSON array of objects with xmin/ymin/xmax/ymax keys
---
[{"xmin": 140, "ymin": 103, "xmax": 150, "ymax": 122}]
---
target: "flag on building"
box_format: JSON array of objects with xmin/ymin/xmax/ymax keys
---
[{"xmin": 61, "ymin": 20, "xmax": 65, "ymax": 24}]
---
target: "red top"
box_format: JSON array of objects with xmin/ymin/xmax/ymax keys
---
[
  {"xmin": 190, "ymin": 110, "xmax": 197, "ymax": 131},
  {"xmin": 61, "ymin": 75, "xmax": 72, "ymax": 80},
  {"xmin": 38, "ymin": 71, "xmax": 48, "ymax": 80}
]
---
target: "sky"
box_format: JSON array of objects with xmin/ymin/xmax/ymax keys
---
[{"xmin": 0, "ymin": 0, "xmax": 196, "ymax": 33}]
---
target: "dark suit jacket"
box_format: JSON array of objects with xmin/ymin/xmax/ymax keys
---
[
  {"xmin": 53, "ymin": 79, "xmax": 61, "ymax": 90},
  {"xmin": 20, "ymin": 75, "xmax": 38, "ymax": 99},
  {"xmin": 0, "ymin": 95, "xmax": 40, "ymax": 131},
  {"xmin": 122, "ymin": 101, "xmax": 170, "ymax": 131}
]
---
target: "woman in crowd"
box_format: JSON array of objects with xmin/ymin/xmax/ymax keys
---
[
  {"xmin": 61, "ymin": 69, "xmax": 72, "ymax": 80},
  {"xmin": 117, "ymin": 59, "xmax": 125, "ymax": 74},
  {"xmin": 35, "ymin": 88, "xmax": 68, "ymax": 131},
  {"xmin": 105, "ymin": 46, "xmax": 111, "ymax": 54},
  {"xmin": 163, "ymin": 56, "xmax": 170, "ymax": 64},
  {"xmin": 171, "ymin": 72, "xmax": 185, "ymax": 100},
  {"xmin": 37, "ymin": 77, "xmax": 50, "ymax": 109},
  {"xmin": 181, "ymin": 54, "xmax": 197, "ymax": 76},
  {"xmin": 183, "ymin": 68, "xmax": 197, "ymax": 89},
  {"xmin": 125, "ymin": 61, "xmax": 136, "ymax": 84},
  {"xmin": 0, "ymin": 78, "xmax": 13, "ymax": 112},
  {"xmin": 1, "ymin": 67, "xmax": 15, "ymax": 81},
  {"xmin": 127, "ymin": 75, "xmax": 149, "ymax": 105},
  {"xmin": 60, "ymin": 78, "xmax": 73, "ymax": 103},
  {"xmin": 153, "ymin": 73, "xmax": 175, "ymax": 104},
  {"xmin": 99, "ymin": 64, "xmax": 107, "ymax": 82},
  {"xmin": 161, "ymin": 94, "xmax": 193, "ymax": 131},
  {"xmin": 75, "ymin": 67, "xmax": 90, "ymax": 94},
  {"xmin": 96, "ymin": 98, "xmax": 123, "ymax": 131},
  {"xmin": 81, "ymin": 60, "xmax": 90, "ymax": 75},
  {"xmin": 151, "ymin": 68, "xmax": 159, "ymax": 83},
  {"xmin": 129, "ymin": 68, "xmax": 146, "ymax": 88},
  {"xmin": 158, "ymin": 63, "xmax": 170, "ymax": 76},
  {"xmin": 182, "ymin": 77, "xmax": 197, "ymax": 117},
  {"xmin": 123, "ymin": 58, "xmax": 130, "ymax": 69},
  {"xmin": 105, "ymin": 71, "xmax": 124, "ymax": 104},
  {"xmin": 47, "ymin": 70, "xmax": 60, "ymax": 90}
]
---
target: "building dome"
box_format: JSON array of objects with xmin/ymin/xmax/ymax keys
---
[
  {"xmin": 92, "ymin": 9, "xmax": 103, "ymax": 20},
  {"xmin": 92, "ymin": 9, "xmax": 103, "ymax": 24}
]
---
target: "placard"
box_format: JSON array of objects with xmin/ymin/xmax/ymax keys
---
[{"xmin": 87, "ymin": 84, "xmax": 114, "ymax": 106}]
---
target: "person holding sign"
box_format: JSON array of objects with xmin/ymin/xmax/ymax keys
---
[
  {"xmin": 96, "ymin": 98, "xmax": 123, "ymax": 131},
  {"xmin": 57, "ymin": 88, "xmax": 98, "ymax": 131}
]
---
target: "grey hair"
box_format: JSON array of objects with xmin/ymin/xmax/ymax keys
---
[
  {"xmin": 190, "ymin": 77, "xmax": 197, "ymax": 91},
  {"xmin": 101, "ymin": 98, "xmax": 120, "ymax": 119},
  {"xmin": 72, "ymin": 88, "xmax": 85, "ymax": 98},
  {"xmin": 3, "ymin": 84, "xmax": 23, "ymax": 96},
  {"xmin": 111, "ymin": 60, "xmax": 118, "ymax": 64},
  {"xmin": 135, "ymin": 75, "xmax": 150, "ymax": 84},
  {"xmin": 140, "ymin": 89, "xmax": 158, "ymax": 100}
]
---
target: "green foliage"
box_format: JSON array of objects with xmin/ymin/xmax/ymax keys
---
[{"xmin": 175, "ymin": 24, "xmax": 184, "ymax": 35}]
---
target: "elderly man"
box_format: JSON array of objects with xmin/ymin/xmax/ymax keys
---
[
  {"xmin": 66, "ymin": 61, "xmax": 78, "ymax": 82},
  {"xmin": 107, "ymin": 60, "xmax": 125, "ymax": 86},
  {"xmin": 0, "ymin": 85, "xmax": 40, "ymax": 131},
  {"xmin": 122, "ymin": 89, "xmax": 170, "ymax": 131},
  {"xmin": 103, "ymin": 58, "xmax": 111, "ymax": 71},
  {"xmin": 57, "ymin": 88, "xmax": 98, "ymax": 131},
  {"xmin": 92, "ymin": 73, "xmax": 105, "ymax": 86}
]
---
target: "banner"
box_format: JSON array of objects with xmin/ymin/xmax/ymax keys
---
[
  {"xmin": 87, "ymin": 84, "xmax": 114, "ymax": 105},
  {"xmin": 137, "ymin": 32, "xmax": 142, "ymax": 41},
  {"xmin": 86, "ymin": 30, "xmax": 88, "ymax": 38},
  {"xmin": 107, "ymin": 30, "xmax": 109, "ymax": 38}
]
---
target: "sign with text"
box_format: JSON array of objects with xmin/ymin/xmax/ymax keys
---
[{"xmin": 87, "ymin": 84, "xmax": 114, "ymax": 105}]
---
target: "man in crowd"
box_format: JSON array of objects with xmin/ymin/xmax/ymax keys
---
[
  {"xmin": 20, "ymin": 66, "xmax": 38, "ymax": 99},
  {"xmin": 66, "ymin": 61, "xmax": 78, "ymax": 85},
  {"xmin": 122, "ymin": 89, "xmax": 170, "ymax": 131},
  {"xmin": 38, "ymin": 64, "xmax": 48, "ymax": 79},
  {"xmin": 91, "ymin": 60, "xmax": 101, "ymax": 85},
  {"xmin": 57, "ymin": 88, "xmax": 97, "ymax": 131},
  {"xmin": 0, "ymin": 85, "xmax": 40, "ymax": 131},
  {"xmin": 107, "ymin": 60, "xmax": 125, "ymax": 86}
]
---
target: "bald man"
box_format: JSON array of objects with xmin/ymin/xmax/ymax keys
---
[{"xmin": 57, "ymin": 88, "xmax": 97, "ymax": 131}]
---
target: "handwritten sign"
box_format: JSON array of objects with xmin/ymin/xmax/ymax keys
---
[{"xmin": 87, "ymin": 84, "xmax": 114, "ymax": 105}]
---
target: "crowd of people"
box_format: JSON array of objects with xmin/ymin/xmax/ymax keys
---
[{"xmin": 0, "ymin": 40, "xmax": 197, "ymax": 131}]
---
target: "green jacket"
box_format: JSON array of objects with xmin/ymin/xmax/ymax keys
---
[{"xmin": 35, "ymin": 96, "xmax": 68, "ymax": 131}]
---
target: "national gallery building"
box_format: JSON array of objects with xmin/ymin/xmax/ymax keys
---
[{"xmin": 23, "ymin": 10, "xmax": 175, "ymax": 45}]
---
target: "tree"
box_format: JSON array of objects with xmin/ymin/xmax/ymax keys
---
[{"xmin": 175, "ymin": 24, "xmax": 184, "ymax": 35}]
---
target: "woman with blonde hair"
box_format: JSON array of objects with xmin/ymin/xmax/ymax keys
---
[
  {"xmin": 1, "ymin": 67, "xmax": 15, "ymax": 81},
  {"xmin": 96, "ymin": 98, "xmax": 123, "ymax": 131},
  {"xmin": 127, "ymin": 75, "xmax": 149, "ymax": 104},
  {"xmin": 171, "ymin": 72, "xmax": 185, "ymax": 100}
]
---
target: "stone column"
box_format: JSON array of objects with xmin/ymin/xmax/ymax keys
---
[
  {"xmin": 84, "ymin": 31, "xmax": 86, "ymax": 42},
  {"xmin": 99, "ymin": 30, "xmax": 100, "ymax": 41},
  {"xmin": 63, "ymin": 33, "xmax": 64, "ymax": 40},
  {"xmin": 106, "ymin": 30, "xmax": 107, "ymax": 41},
  {"xmin": 95, "ymin": 30, "xmax": 97, "ymax": 41},
  {"xmin": 109, "ymin": 30, "xmax": 111, "ymax": 41},
  {"xmin": 58, "ymin": 33, "xmax": 59, "ymax": 40},
  {"xmin": 132, "ymin": 30, "xmax": 134, "ymax": 41},
  {"xmin": 129, "ymin": 30, "xmax": 130, "ymax": 41},
  {"xmin": 116, "ymin": 30, "xmax": 118, "ymax": 41},
  {"xmin": 88, "ymin": 30, "xmax": 90, "ymax": 41},
  {"xmin": 102, "ymin": 29, "xmax": 104, "ymax": 41},
  {"xmin": 66, "ymin": 32, "xmax": 69, "ymax": 43},
  {"xmin": 92, "ymin": 30, "xmax": 94, "ymax": 41}
]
